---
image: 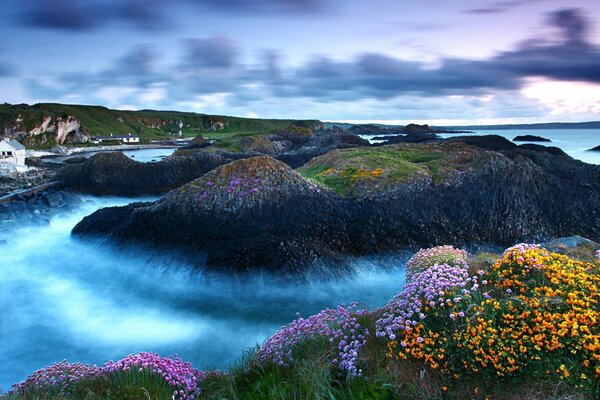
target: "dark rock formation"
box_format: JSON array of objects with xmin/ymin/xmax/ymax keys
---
[
  {"xmin": 0, "ymin": 187, "xmax": 82, "ymax": 229},
  {"xmin": 518, "ymin": 144, "xmax": 567, "ymax": 157},
  {"xmin": 278, "ymin": 128, "xmax": 370, "ymax": 168},
  {"xmin": 513, "ymin": 135, "xmax": 552, "ymax": 142},
  {"xmin": 443, "ymin": 135, "xmax": 517, "ymax": 151},
  {"xmin": 73, "ymin": 157, "xmax": 350, "ymax": 271},
  {"xmin": 73, "ymin": 143, "xmax": 600, "ymax": 272},
  {"xmin": 348, "ymin": 124, "xmax": 403, "ymax": 136},
  {"xmin": 589, "ymin": 145, "xmax": 600, "ymax": 152},
  {"xmin": 57, "ymin": 151, "xmax": 244, "ymax": 196}
]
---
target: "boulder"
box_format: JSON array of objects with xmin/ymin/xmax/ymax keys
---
[
  {"xmin": 57, "ymin": 151, "xmax": 243, "ymax": 196},
  {"xmin": 513, "ymin": 135, "xmax": 552, "ymax": 142}
]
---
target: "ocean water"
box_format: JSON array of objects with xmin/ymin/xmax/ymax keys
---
[
  {"xmin": 363, "ymin": 129, "xmax": 600, "ymax": 165},
  {"xmin": 44, "ymin": 147, "xmax": 176, "ymax": 164},
  {"xmin": 0, "ymin": 196, "xmax": 407, "ymax": 391}
]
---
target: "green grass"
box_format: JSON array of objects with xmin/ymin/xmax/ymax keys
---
[
  {"xmin": 298, "ymin": 143, "xmax": 477, "ymax": 196},
  {"xmin": 0, "ymin": 103, "xmax": 321, "ymax": 147}
]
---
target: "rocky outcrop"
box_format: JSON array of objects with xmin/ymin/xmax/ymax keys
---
[
  {"xmin": 513, "ymin": 135, "xmax": 552, "ymax": 142},
  {"xmin": 73, "ymin": 157, "xmax": 350, "ymax": 271},
  {"xmin": 72, "ymin": 144, "xmax": 600, "ymax": 272},
  {"xmin": 28, "ymin": 115, "xmax": 88, "ymax": 145},
  {"xmin": 57, "ymin": 151, "xmax": 244, "ymax": 196},
  {"xmin": 0, "ymin": 187, "xmax": 82, "ymax": 229},
  {"xmin": 443, "ymin": 135, "xmax": 517, "ymax": 151},
  {"xmin": 589, "ymin": 145, "xmax": 600, "ymax": 152}
]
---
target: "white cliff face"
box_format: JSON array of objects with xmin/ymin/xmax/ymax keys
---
[
  {"xmin": 25, "ymin": 115, "xmax": 88, "ymax": 144},
  {"xmin": 29, "ymin": 115, "xmax": 53, "ymax": 136},
  {"xmin": 55, "ymin": 117, "xmax": 81, "ymax": 144}
]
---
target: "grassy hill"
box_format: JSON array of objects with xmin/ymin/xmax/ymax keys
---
[
  {"xmin": 298, "ymin": 142, "xmax": 480, "ymax": 196},
  {"xmin": 0, "ymin": 103, "xmax": 322, "ymax": 146}
]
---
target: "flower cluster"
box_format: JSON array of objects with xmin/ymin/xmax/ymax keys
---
[
  {"xmin": 405, "ymin": 245, "xmax": 468, "ymax": 279},
  {"xmin": 12, "ymin": 353, "xmax": 206, "ymax": 400},
  {"xmin": 258, "ymin": 302, "xmax": 369, "ymax": 377},
  {"xmin": 462, "ymin": 246, "xmax": 600, "ymax": 381},
  {"xmin": 11, "ymin": 361, "xmax": 101, "ymax": 395},
  {"xmin": 103, "ymin": 352, "xmax": 205, "ymax": 400},
  {"xmin": 595, "ymin": 249, "xmax": 600, "ymax": 260},
  {"xmin": 377, "ymin": 261, "xmax": 486, "ymax": 370},
  {"xmin": 381, "ymin": 245, "xmax": 600, "ymax": 387}
]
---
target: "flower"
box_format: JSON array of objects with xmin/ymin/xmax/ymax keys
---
[
  {"xmin": 405, "ymin": 246, "xmax": 468, "ymax": 280},
  {"xmin": 258, "ymin": 303, "xmax": 369, "ymax": 377}
]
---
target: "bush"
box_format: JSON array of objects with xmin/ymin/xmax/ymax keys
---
[
  {"xmin": 379, "ymin": 244, "xmax": 600, "ymax": 398},
  {"xmin": 405, "ymin": 245, "xmax": 468, "ymax": 280}
]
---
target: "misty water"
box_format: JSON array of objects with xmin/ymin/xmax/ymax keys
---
[{"xmin": 0, "ymin": 196, "xmax": 407, "ymax": 390}]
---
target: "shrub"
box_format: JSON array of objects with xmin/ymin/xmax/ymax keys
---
[
  {"xmin": 10, "ymin": 361, "xmax": 100, "ymax": 396},
  {"xmin": 405, "ymin": 245, "xmax": 468, "ymax": 280},
  {"xmin": 257, "ymin": 302, "xmax": 369, "ymax": 377},
  {"xmin": 11, "ymin": 353, "xmax": 206, "ymax": 400},
  {"xmin": 380, "ymin": 244, "xmax": 600, "ymax": 397}
]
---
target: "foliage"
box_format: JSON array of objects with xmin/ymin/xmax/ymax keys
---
[
  {"xmin": 5, "ymin": 245, "xmax": 599, "ymax": 400},
  {"xmin": 380, "ymin": 244, "xmax": 600, "ymax": 398},
  {"xmin": 405, "ymin": 245, "xmax": 469, "ymax": 279},
  {"xmin": 257, "ymin": 302, "xmax": 369, "ymax": 377},
  {"xmin": 298, "ymin": 143, "xmax": 480, "ymax": 196}
]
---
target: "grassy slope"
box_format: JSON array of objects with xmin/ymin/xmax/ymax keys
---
[
  {"xmin": 298, "ymin": 142, "xmax": 480, "ymax": 196},
  {"xmin": 0, "ymin": 103, "xmax": 321, "ymax": 146}
]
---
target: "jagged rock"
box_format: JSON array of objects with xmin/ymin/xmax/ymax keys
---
[
  {"xmin": 589, "ymin": 145, "xmax": 600, "ymax": 152},
  {"xmin": 443, "ymin": 135, "xmax": 517, "ymax": 151},
  {"xmin": 57, "ymin": 151, "xmax": 244, "ymax": 195},
  {"xmin": 513, "ymin": 135, "xmax": 552, "ymax": 142},
  {"xmin": 72, "ymin": 143, "xmax": 600, "ymax": 272},
  {"xmin": 73, "ymin": 157, "xmax": 350, "ymax": 271},
  {"xmin": 239, "ymin": 136, "xmax": 279, "ymax": 155}
]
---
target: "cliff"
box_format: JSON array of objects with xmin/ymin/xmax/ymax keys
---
[{"xmin": 0, "ymin": 103, "xmax": 324, "ymax": 147}]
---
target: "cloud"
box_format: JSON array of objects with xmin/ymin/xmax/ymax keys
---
[
  {"xmin": 464, "ymin": 0, "xmax": 548, "ymax": 15},
  {"xmin": 182, "ymin": 37, "xmax": 239, "ymax": 70},
  {"xmin": 23, "ymin": 9, "xmax": 600, "ymax": 120},
  {"xmin": 547, "ymin": 8, "xmax": 588, "ymax": 42},
  {"xmin": 18, "ymin": 0, "xmax": 326, "ymax": 31}
]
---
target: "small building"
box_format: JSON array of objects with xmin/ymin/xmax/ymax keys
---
[
  {"xmin": 91, "ymin": 133, "xmax": 140, "ymax": 144},
  {"xmin": 0, "ymin": 138, "xmax": 26, "ymax": 166}
]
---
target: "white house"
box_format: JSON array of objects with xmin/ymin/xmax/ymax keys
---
[
  {"xmin": 0, "ymin": 139, "xmax": 26, "ymax": 166},
  {"xmin": 91, "ymin": 133, "xmax": 140, "ymax": 144}
]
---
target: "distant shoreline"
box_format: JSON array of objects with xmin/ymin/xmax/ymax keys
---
[{"xmin": 28, "ymin": 143, "xmax": 183, "ymax": 159}]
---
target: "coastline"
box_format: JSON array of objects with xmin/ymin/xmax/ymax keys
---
[{"xmin": 27, "ymin": 142, "xmax": 185, "ymax": 159}]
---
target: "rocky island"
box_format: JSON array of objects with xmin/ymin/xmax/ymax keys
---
[
  {"xmin": 513, "ymin": 134, "xmax": 552, "ymax": 142},
  {"xmin": 73, "ymin": 137, "xmax": 600, "ymax": 271}
]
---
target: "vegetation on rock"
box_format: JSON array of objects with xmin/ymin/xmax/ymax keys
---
[
  {"xmin": 298, "ymin": 143, "xmax": 480, "ymax": 196},
  {"xmin": 5, "ymin": 245, "xmax": 599, "ymax": 399}
]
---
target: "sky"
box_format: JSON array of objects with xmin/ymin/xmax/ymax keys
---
[{"xmin": 0, "ymin": 0, "xmax": 599, "ymax": 124}]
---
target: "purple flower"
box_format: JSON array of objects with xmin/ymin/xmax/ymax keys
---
[{"xmin": 258, "ymin": 303, "xmax": 369, "ymax": 377}]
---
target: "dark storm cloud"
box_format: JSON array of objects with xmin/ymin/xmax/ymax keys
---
[
  {"xmin": 25, "ymin": 9, "xmax": 600, "ymax": 105},
  {"xmin": 464, "ymin": 0, "xmax": 549, "ymax": 15},
  {"xmin": 19, "ymin": 0, "xmax": 325, "ymax": 31},
  {"xmin": 182, "ymin": 37, "xmax": 239, "ymax": 69},
  {"xmin": 279, "ymin": 8, "xmax": 599, "ymax": 100},
  {"xmin": 548, "ymin": 8, "xmax": 588, "ymax": 42}
]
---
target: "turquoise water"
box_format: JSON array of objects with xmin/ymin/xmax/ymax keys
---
[
  {"xmin": 44, "ymin": 147, "xmax": 176, "ymax": 164},
  {"xmin": 362, "ymin": 129, "xmax": 600, "ymax": 165},
  {"xmin": 440, "ymin": 129, "xmax": 600, "ymax": 165},
  {"xmin": 0, "ymin": 196, "xmax": 406, "ymax": 391}
]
